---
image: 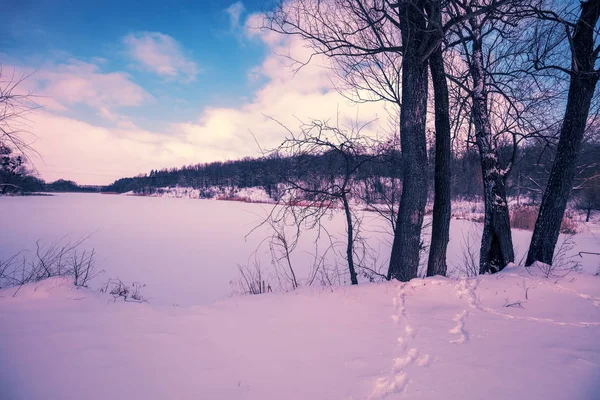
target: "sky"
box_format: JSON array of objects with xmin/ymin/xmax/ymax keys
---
[{"xmin": 2, "ymin": 0, "xmax": 388, "ymax": 185}]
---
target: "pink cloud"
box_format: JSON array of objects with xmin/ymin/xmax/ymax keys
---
[
  {"xmin": 123, "ymin": 32, "xmax": 199, "ymax": 83},
  {"xmin": 9, "ymin": 59, "xmax": 152, "ymax": 113}
]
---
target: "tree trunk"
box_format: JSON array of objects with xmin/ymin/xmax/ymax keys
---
[
  {"xmin": 426, "ymin": 37, "xmax": 452, "ymax": 277},
  {"xmin": 469, "ymin": 23, "xmax": 514, "ymax": 274},
  {"xmin": 526, "ymin": 0, "xmax": 600, "ymax": 266},
  {"xmin": 342, "ymin": 193, "xmax": 358, "ymax": 285},
  {"xmin": 388, "ymin": 2, "xmax": 429, "ymax": 281}
]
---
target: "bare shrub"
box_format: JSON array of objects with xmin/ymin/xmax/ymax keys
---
[
  {"xmin": 353, "ymin": 236, "xmax": 389, "ymax": 283},
  {"xmin": 453, "ymin": 229, "xmax": 480, "ymax": 277},
  {"xmin": 315, "ymin": 259, "xmax": 345, "ymax": 287},
  {"xmin": 532, "ymin": 234, "xmax": 581, "ymax": 278},
  {"xmin": 233, "ymin": 260, "xmax": 272, "ymax": 295},
  {"xmin": 265, "ymin": 215, "xmax": 299, "ymax": 290},
  {"xmin": 236, "ymin": 204, "xmax": 364, "ymax": 295},
  {"xmin": 0, "ymin": 236, "xmax": 101, "ymax": 289},
  {"xmin": 99, "ymin": 278, "xmax": 147, "ymax": 302}
]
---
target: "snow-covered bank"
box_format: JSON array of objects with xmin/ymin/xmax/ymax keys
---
[{"xmin": 1, "ymin": 269, "xmax": 599, "ymax": 400}]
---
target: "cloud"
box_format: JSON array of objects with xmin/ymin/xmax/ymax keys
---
[
  {"xmin": 172, "ymin": 18, "xmax": 390, "ymax": 159},
  {"xmin": 29, "ymin": 111, "xmax": 187, "ymax": 184},
  {"xmin": 9, "ymin": 59, "xmax": 152, "ymax": 113},
  {"xmin": 123, "ymin": 32, "xmax": 199, "ymax": 82},
  {"xmin": 225, "ymin": 2, "xmax": 245, "ymax": 30}
]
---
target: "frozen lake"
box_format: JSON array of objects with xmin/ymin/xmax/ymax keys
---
[
  {"xmin": 2, "ymin": 193, "xmax": 599, "ymax": 306},
  {"xmin": 0, "ymin": 193, "xmax": 392, "ymax": 305}
]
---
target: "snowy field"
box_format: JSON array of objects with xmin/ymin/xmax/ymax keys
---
[
  {"xmin": 1, "ymin": 193, "xmax": 600, "ymax": 399},
  {"xmin": 2, "ymin": 193, "xmax": 599, "ymax": 305}
]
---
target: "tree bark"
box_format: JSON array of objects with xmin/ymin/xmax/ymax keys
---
[
  {"xmin": 342, "ymin": 193, "xmax": 358, "ymax": 285},
  {"xmin": 388, "ymin": 1, "xmax": 429, "ymax": 281},
  {"xmin": 426, "ymin": 36, "xmax": 452, "ymax": 278},
  {"xmin": 526, "ymin": 0, "xmax": 600, "ymax": 266},
  {"xmin": 469, "ymin": 23, "xmax": 514, "ymax": 274}
]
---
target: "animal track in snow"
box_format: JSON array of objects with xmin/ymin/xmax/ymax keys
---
[
  {"xmin": 415, "ymin": 354, "xmax": 430, "ymax": 367},
  {"xmin": 368, "ymin": 283, "xmax": 430, "ymax": 400},
  {"xmin": 454, "ymin": 277, "xmax": 600, "ymax": 328},
  {"xmin": 393, "ymin": 348, "xmax": 419, "ymax": 369},
  {"xmin": 552, "ymin": 283, "xmax": 600, "ymax": 309},
  {"xmin": 369, "ymin": 373, "xmax": 408, "ymax": 400},
  {"xmin": 449, "ymin": 310, "xmax": 469, "ymax": 344},
  {"xmin": 455, "ymin": 278, "xmax": 480, "ymax": 309}
]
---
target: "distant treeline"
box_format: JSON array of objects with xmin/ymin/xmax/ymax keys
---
[
  {"xmin": 103, "ymin": 141, "xmax": 600, "ymax": 207},
  {"xmin": 1, "ymin": 176, "xmax": 100, "ymax": 195},
  {"xmin": 5, "ymin": 141, "xmax": 597, "ymax": 211},
  {"xmin": 1, "ymin": 144, "xmax": 101, "ymax": 195}
]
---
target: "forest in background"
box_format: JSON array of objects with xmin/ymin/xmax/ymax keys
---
[
  {"xmin": 4, "ymin": 135, "xmax": 598, "ymax": 217},
  {"xmin": 100, "ymin": 139, "xmax": 599, "ymax": 213}
]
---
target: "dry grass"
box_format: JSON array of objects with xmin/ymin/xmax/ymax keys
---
[
  {"xmin": 560, "ymin": 211, "xmax": 579, "ymax": 234},
  {"xmin": 510, "ymin": 205, "xmax": 579, "ymax": 234},
  {"xmin": 510, "ymin": 206, "xmax": 538, "ymax": 231}
]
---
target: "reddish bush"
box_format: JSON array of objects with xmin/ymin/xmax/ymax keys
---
[{"xmin": 510, "ymin": 205, "xmax": 579, "ymax": 234}]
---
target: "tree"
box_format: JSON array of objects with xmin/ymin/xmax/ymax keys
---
[
  {"xmin": 0, "ymin": 69, "xmax": 38, "ymax": 193},
  {"xmin": 526, "ymin": 0, "xmax": 600, "ymax": 266},
  {"xmin": 426, "ymin": 0, "xmax": 452, "ymax": 277},
  {"xmin": 445, "ymin": 1, "xmax": 526, "ymax": 273},
  {"xmin": 578, "ymin": 175, "xmax": 600, "ymax": 222},
  {"xmin": 0, "ymin": 144, "xmax": 27, "ymax": 194},
  {"xmin": 267, "ymin": 119, "xmax": 379, "ymax": 285}
]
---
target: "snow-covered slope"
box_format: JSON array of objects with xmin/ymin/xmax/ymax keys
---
[{"xmin": 1, "ymin": 269, "xmax": 599, "ymax": 400}]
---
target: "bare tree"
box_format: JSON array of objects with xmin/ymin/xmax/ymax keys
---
[
  {"xmin": 0, "ymin": 68, "xmax": 38, "ymax": 193},
  {"xmin": 444, "ymin": 0, "xmax": 544, "ymax": 273},
  {"xmin": 426, "ymin": 0, "xmax": 452, "ymax": 277},
  {"xmin": 267, "ymin": 118, "xmax": 378, "ymax": 285},
  {"xmin": 0, "ymin": 69, "xmax": 37, "ymax": 154},
  {"xmin": 526, "ymin": 0, "xmax": 600, "ymax": 265}
]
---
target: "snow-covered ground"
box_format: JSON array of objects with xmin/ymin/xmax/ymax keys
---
[
  {"xmin": 1, "ymin": 267, "xmax": 599, "ymax": 400},
  {"xmin": 2, "ymin": 193, "xmax": 600, "ymax": 399},
  {"xmin": 1, "ymin": 193, "xmax": 599, "ymax": 305}
]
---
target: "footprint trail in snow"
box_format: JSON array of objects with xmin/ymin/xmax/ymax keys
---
[
  {"xmin": 368, "ymin": 283, "xmax": 430, "ymax": 400},
  {"xmin": 454, "ymin": 276, "xmax": 600, "ymax": 328}
]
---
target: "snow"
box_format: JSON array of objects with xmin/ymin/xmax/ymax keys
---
[
  {"xmin": 2, "ymin": 193, "xmax": 600, "ymax": 305},
  {"xmin": 1, "ymin": 193, "xmax": 600, "ymax": 399},
  {"xmin": 139, "ymin": 185, "xmax": 275, "ymax": 203},
  {"xmin": 1, "ymin": 269, "xmax": 599, "ymax": 400},
  {"xmin": 0, "ymin": 193, "xmax": 302, "ymax": 306}
]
